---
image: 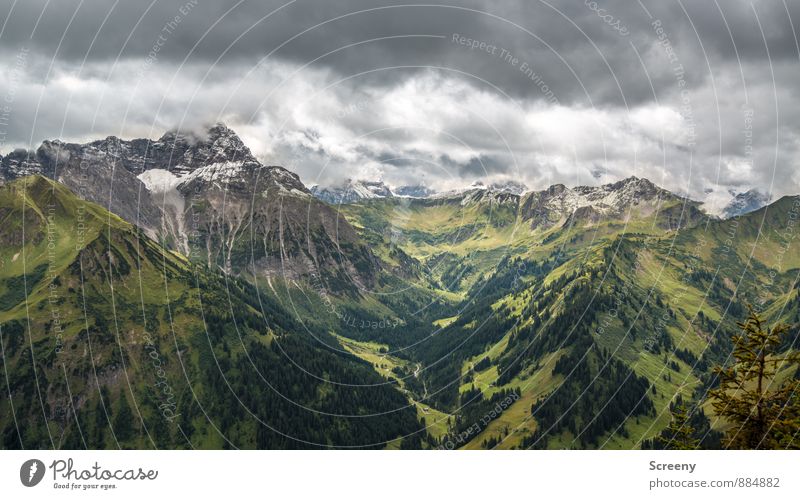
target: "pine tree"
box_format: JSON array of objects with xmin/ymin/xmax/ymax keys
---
[
  {"xmin": 709, "ymin": 307, "xmax": 800, "ymax": 449},
  {"xmin": 657, "ymin": 403, "xmax": 699, "ymax": 449},
  {"xmin": 113, "ymin": 391, "xmax": 135, "ymax": 443}
]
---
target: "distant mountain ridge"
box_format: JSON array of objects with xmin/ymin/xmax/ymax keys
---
[
  {"xmin": 310, "ymin": 179, "xmax": 441, "ymax": 203},
  {"xmin": 310, "ymin": 179, "xmax": 394, "ymax": 204},
  {"xmin": 516, "ymin": 176, "xmax": 706, "ymax": 230},
  {"xmin": 0, "ymin": 125, "xmax": 792, "ymax": 294},
  {"xmin": 2, "ymin": 126, "xmax": 784, "ymax": 223},
  {"xmin": 722, "ymin": 189, "xmax": 771, "ymax": 218},
  {"xmin": 2, "ymin": 126, "xmax": 800, "ymax": 450},
  {"xmin": 309, "ymin": 179, "xmax": 529, "ymax": 205}
]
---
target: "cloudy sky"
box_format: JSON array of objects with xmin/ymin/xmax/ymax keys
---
[{"xmin": 0, "ymin": 0, "xmax": 798, "ymax": 210}]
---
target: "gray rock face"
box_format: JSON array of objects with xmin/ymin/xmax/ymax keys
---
[
  {"xmin": 311, "ymin": 179, "xmax": 394, "ymax": 204},
  {"xmin": 43, "ymin": 140, "xmax": 165, "ymax": 237},
  {"xmin": 394, "ymin": 184, "xmax": 436, "ymax": 198},
  {"xmin": 80, "ymin": 122, "xmax": 258, "ymax": 175},
  {"xmin": 488, "ymin": 180, "xmax": 528, "ymax": 195},
  {"xmin": 0, "ymin": 149, "xmax": 48, "ymax": 182},
  {"xmin": 518, "ymin": 176, "xmax": 702, "ymax": 229},
  {"xmin": 0, "ymin": 142, "xmax": 163, "ymax": 236},
  {"xmin": 0, "ymin": 124, "xmax": 296, "ymax": 238},
  {"xmin": 0, "ymin": 123, "xmax": 378, "ymax": 295},
  {"xmin": 722, "ymin": 189, "xmax": 771, "ymax": 218}
]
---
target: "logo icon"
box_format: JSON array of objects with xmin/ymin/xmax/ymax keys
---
[{"xmin": 20, "ymin": 459, "xmax": 45, "ymax": 487}]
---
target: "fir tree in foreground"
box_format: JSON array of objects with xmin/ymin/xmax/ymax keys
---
[
  {"xmin": 658, "ymin": 403, "xmax": 700, "ymax": 450},
  {"xmin": 709, "ymin": 307, "xmax": 800, "ymax": 449},
  {"xmin": 642, "ymin": 394, "xmax": 721, "ymax": 450}
]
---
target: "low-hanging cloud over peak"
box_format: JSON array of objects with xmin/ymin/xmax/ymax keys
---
[{"xmin": 0, "ymin": 0, "xmax": 798, "ymax": 206}]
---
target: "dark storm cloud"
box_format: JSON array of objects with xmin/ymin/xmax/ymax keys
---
[
  {"xmin": 1, "ymin": 0, "xmax": 799, "ymax": 206},
  {"xmin": 440, "ymin": 153, "xmax": 509, "ymax": 177},
  {"xmin": 2, "ymin": 0, "xmax": 796, "ymax": 106}
]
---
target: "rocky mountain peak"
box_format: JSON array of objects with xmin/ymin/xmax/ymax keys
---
[
  {"xmin": 545, "ymin": 183, "xmax": 568, "ymax": 196},
  {"xmin": 519, "ymin": 176, "xmax": 690, "ymax": 229},
  {"xmin": 489, "ymin": 179, "xmax": 528, "ymax": 195},
  {"xmin": 0, "ymin": 122, "xmax": 258, "ymax": 180},
  {"xmin": 722, "ymin": 189, "xmax": 771, "ymax": 218},
  {"xmin": 394, "ymin": 184, "xmax": 436, "ymax": 198},
  {"xmin": 0, "ymin": 148, "xmax": 45, "ymax": 183},
  {"xmin": 1, "ymin": 123, "xmax": 319, "ymax": 248},
  {"xmin": 152, "ymin": 122, "xmax": 257, "ymax": 174},
  {"xmin": 459, "ymin": 187, "xmax": 520, "ymax": 207},
  {"xmin": 606, "ymin": 176, "xmax": 660, "ymax": 198},
  {"xmin": 310, "ymin": 178, "xmax": 394, "ymax": 204}
]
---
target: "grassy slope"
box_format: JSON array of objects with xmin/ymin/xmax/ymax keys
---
[
  {"xmin": 337, "ymin": 193, "xmax": 799, "ymax": 449},
  {"xmin": 8, "ymin": 176, "xmax": 794, "ymax": 449},
  {"xmin": 0, "ymin": 176, "xmax": 422, "ymax": 449}
]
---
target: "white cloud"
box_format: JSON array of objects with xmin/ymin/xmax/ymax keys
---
[{"xmin": 1, "ymin": 52, "xmax": 797, "ymax": 207}]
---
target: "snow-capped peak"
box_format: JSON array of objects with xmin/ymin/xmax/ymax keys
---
[
  {"xmin": 721, "ymin": 189, "xmax": 771, "ymax": 218},
  {"xmin": 519, "ymin": 176, "xmax": 683, "ymax": 228},
  {"xmin": 310, "ymin": 179, "xmax": 394, "ymax": 204},
  {"xmin": 393, "ymin": 184, "xmax": 437, "ymax": 198}
]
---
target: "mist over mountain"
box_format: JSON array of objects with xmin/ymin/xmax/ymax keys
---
[
  {"xmin": 310, "ymin": 179, "xmax": 394, "ymax": 204},
  {"xmin": 393, "ymin": 184, "xmax": 437, "ymax": 198},
  {"xmin": 721, "ymin": 189, "xmax": 772, "ymax": 219}
]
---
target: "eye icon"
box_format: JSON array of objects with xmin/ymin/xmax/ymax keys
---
[{"xmin": 20, "ymin": 459, "xmax": 45, "ymax": 487}]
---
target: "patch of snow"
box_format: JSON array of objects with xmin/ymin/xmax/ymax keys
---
[
  {"xmin": 394, "ymin": 185, "xmax": 436, "ymax": 198},
  {"xmin": 310, "ymin": 179, "xmax": 393, "ymax": 203},
  {"xmin": 541, "ymin": 178, "xmax": 667, "ymax": 216},
  {"xmin": 179, "ymin": 161, "xmax": 245, "ymax": 186},
  {"xmin": 137, "ymin": 168, "xmax": 189, "ymax": 253},
  {"xmin": 137, "ymin": 168, "xmax": 182, "ymax": 193}
]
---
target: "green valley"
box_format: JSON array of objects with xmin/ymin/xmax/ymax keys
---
[{"xmin": 2, "ymin": 167, "xmax": 798, "ymax": 450}]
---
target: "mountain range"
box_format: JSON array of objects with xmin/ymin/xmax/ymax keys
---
[
  {"xmin": 306, "ymin": 174, "xmax": 769, "ymax": 221},
  {"xmin": 1, "ymin": 124, "xmax": 798, "ymax": 449}
]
